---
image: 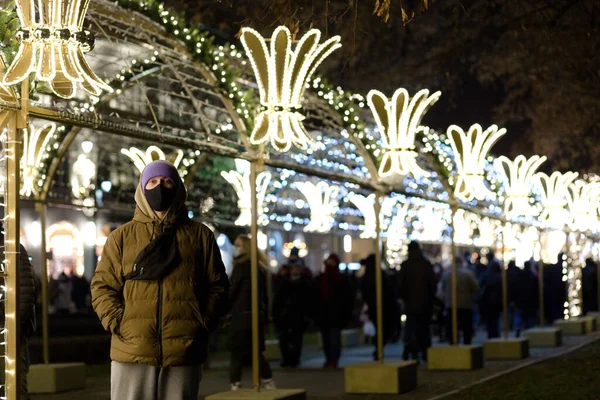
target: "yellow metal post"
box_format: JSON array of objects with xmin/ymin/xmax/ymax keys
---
[
  {"xmin": 501, "ymin": 223, "xmax": 508, "ymax": 339},
  {"xmin": 4, "ymin": 111, "xmax": 21, "ymax": 400},
  {"xmin": 249, "ymin": 161, "xmax": 260, "ymax": 391},
  {"xmin": 374, "ymin": 193, "xmax": 384, "ymax": 363},
  {"xmin": 539, "ymin": 261, "xmax": 545, "ymax": 326},
  {"xmin": 35, "ymin": 202, "xmax": 50, "ymax": 364},
  {"xmin": 450, "ymin": 206, "xmax": 458, "ymax": 345}
]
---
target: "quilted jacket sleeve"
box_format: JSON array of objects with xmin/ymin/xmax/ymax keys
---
[
  {"xmin": 91, "ymin": 233, "xmax": 125, "ymax": 335},
  {"xmin": 202, "ymin": 230, "xmax": 230, "ymax": 332}
]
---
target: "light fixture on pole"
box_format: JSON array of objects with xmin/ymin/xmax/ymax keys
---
[
  {"xmin": 240, "ymin": 26, "xmax": 341, "ymax": 152},
  {"xmin": 536, "ymin": 171, "xmax": 578, "ymax": 229},
  {"xmin": 566, "ymin": 180, "xmax": 600, "ymax": 232},
  {"xmin": 121, "ymin": 145, "xmax": 184, "ymax": 173},
  {"xmin": 221, "ymin": 160, "xmax": 271, "ymax": 226},
  {"xmin": 495, "ymin": 155, "xmax": 546, "ymax": 219},
  {"xmin": 20, "ymin": 122, "xmax": 55, "ymax": 196},
  {"xmin": 367, "ymin": 88, "xmax": 440, "ymax": 178},
  {"xmin": 2, "ymin": 0, "xmax": 112, "ymax": 98},
  {"xmin": 296, "ymin": 181, "xmax": 339, "ymax": 233},
  {"xmin": 447, "ymin": 124, "xmax": 506, "ymax": 201}
]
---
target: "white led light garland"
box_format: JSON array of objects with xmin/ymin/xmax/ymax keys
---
[
  {"xmin": 447, "ymin": 124, "xmax": 506, "ymax": 201},
  {"xmin": 566, "ymin": 180, "xmax": 600, "ymax": 232},
  {"xmin": 20, "ymin": 123, "xmax": 55, "ymax": 197},
  {"xmin": 296, "ymin": 181, "xmax": 339, "ymax": 233},
  {"xmin": 536, "ymin": 171, "xmax": 578, "ymax": 229},
  {"xmin": 367, "ymin": 88, "xmax": 440, "ymax": 178},
  {"xmin": 240, "ymin": 26, "xmax": 341, "ymax": 152},
  {"xmin": 121, "ymin": 145, "xmax": 184, "ymax": 174}
]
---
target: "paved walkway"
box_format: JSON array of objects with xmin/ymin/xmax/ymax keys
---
[{"xmin": 31, "ymin": 330, "xmax": 600, "ymax": 400}]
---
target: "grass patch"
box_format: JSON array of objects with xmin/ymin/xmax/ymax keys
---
[{"xmin": 445, "ymin": 339, "xmax": 600, "ymax": 400}]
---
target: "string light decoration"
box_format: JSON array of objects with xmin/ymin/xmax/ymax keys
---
[
  {"xmin": 367, "ymin": 88, "xmax": 440, "ymax": 178},
  {"xmin": 0, "ymin": 58, "xmax": 17, "ymax": 106},
  {"xmin": 71, "ymin": 153, "xmax": 95, "ymax": 200},
  {"xmin": 453, "ymin": 209, "xmax": 475, "ymax": 245},
  {"xmin": 296, "ymin": 181, "xmax": 339, "ymax": 233},
  {"xmin": 385, "ymin": 203, "xmax": 409, "ymax": 268},
  {"xmin": 121, "ymin": 145, "xmax": 184, "ymax": 173},
  {"xmin": 2, "ymin": 0, "xmax": 112, "ymax": 98},
  {"xmin": 221, "ymin": 160, "xmax": 271, "ymax": 226},
  {"xmin": 240, "ymin": 26, "xmax": 341, "ymax": 152},
  {"xmin": 495, "ymin": 155, "xmax": 546, "ymax": 219},
  {"xmin": 536, "ymin": 171, "xmax": 579, "ymax": 229},
  {"xmin": 566, "ymin": 181, "xmax": 600, "ymax": 232},
  {"xmin": 447, "ymin": 124, "xmax": 506, "ymax": 201},
  {"xmin": 20, "ymin": 123, "xmax": 55, "ymax": 197}
]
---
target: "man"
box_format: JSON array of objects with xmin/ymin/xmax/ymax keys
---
[
  {"xmin": 398, "ymin": 241, "xmax": 436, "ymax": 362},
  {"xmin": 0, "ymin": 225, "xmax": 36, "ymax": 399},
  {"xmin": 442, "ymin": 256, "xmax": 479, "ymax": 344},
  {"xmin": 91, "ymin": 160, "xmax": 229, "ymax": 400}
]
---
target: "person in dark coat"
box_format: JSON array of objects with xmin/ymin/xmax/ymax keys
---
[
  {"xmin": 398, "ymin": 242, "xmax": 436, "ymax": 362},
  {"xmin": 71, "ymin": 272, "xmax": 90, "ymax": 312},
  {"xmin": 272, "ymin": 264, "xmax": 311, "ymax": 368},
  {"xmin": 582, "ymin": 258, "xmax": 598, "ymax": 314},
  {"xmin": 0, "ymin": 228, "xmax": 36, "ymax": 399},
  {"xmin": 361, "ymin": 254, "xmax": 400, "ymax": 361},
  {"xmin": 479, "ymin": 260, "xmax": 503, "ymax": 338},
  {"xmin": 544, "ymin": 255, "xmax": 566, "ymax": 324},
  {"xmin": 506, "ymin": 261, "xmax": 522, "ymax": 334},
  {"xmin": 519, "ymin": 261, "xmax": 539, "ymax": 329},
  {"xmin": 228, "ymin": 235, "xmax": 275, "ymax": 390},
  {"xmin": 313, "ymin": 254, "xmax": 352, "ymax": 368}
]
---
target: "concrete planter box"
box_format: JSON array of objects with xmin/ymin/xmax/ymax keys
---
[
  {"xmin": 28, "ymin": 363, "xmax": 85, "ymax": 394},
  {"xmin": 484, "ymin": 338, "xmax": 529, "ymax": 360},
  {"xmin": 428, "ymin": 345, "xmax": 484, "ymax": 370},
  {"xmin": 523, "ymin": 327, "xmax": 562, "ymax": 347},
  {"xmin": 554, "ymin": 319, "xmax": 586, "ymax": 335},
  {"xmin": 345, "ymin": 361, "xmax": 418, "ymax": 394}
]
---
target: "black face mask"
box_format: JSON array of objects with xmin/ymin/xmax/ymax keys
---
[{"xmin": 145, "ymin": 185, "xmax": 177, "ymax": 212}]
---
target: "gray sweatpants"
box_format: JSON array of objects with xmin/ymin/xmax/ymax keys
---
[{"xmin": 111, "ymin": 361, "xmax": 202, "ymax": 400}]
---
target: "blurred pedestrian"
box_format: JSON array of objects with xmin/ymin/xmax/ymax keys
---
[
  {"xmin": 91, "ymin": 160, "xmax": 229, "ymax": 400},
  {"xmin": 519, "ymin": 261, "xmax": 539, "ymax": 330},
  {"xmin": 272, "ymin": 264, "xmax": 311, "ymax": 368},
  {"xmin": 583, "ymin": 258, "xmax": 598, "ymax": 314},
  {"xmin": 398, "ymin": 242, "xmax": 436, "ymax": 362},
  {"xmin": 442, "ymin": 256, "xmax": 479, "ymax": 344},
  {"xmin": 480, "ymin": 259, "xmax": 503, "ymax": 339},
  {"xmin": 55, "ymin": 266, "xmax": 74, "ymax": 314},
  {"xmin": 506, "ymin": 261, "xmax": 522, "ymax": 335},
  {"xmin": 314, "ymin": 254, "xmax": 353, "ymax": 368},
  {"xmin": 228, "ymin": 235, "xmax": 275, "ymax": 390}
]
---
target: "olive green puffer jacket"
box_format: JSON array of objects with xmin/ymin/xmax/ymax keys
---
[{"xmin": 91, "ymin": 183, "xmax": 229, "ymax": 367}]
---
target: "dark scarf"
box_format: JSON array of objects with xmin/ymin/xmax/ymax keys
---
[{"xmin": 124, "ymin": 212, "xmax": 187, "ymax": 281}]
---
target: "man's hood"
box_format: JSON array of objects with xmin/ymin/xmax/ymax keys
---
[{"xmin": 133, "ymin": 177, "xmax": 187, "ymax": 223}]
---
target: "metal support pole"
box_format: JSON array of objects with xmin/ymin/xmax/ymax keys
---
[
  {"xmin": 35, "ymin": 202, "xmax": 50, "ymax": 364},
  {"xmin": 249, "ymin": 161, "xmax": 260, "ymax": 391},
  {"xmin": 4, "ymin": 111, "xmax": 21, "ymax": 400},
  {"xmin": 539, "ymin": 261, "xmax": 545, "ymax": 326},
  {"xmin": 501, "ymin": 224, "xmax": 508, "ymax": 339},
  {"xmin": 450, "ymin": 206, "xmax": 458, "ymax": 346},
  {"xmin": 374, "ymin": 193, "xmax": 384, "ymax": 363}
]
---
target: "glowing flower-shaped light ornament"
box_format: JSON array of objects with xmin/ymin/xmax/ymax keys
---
[
  {"xmin": 20, "ymin": 123, "xmax": 56, "ymax": 196},
  {"xmin": 2, "ymin": 0, "xmax": 112, "ymax": 98},
  {"xmin": 0, "ymin": 58, "xmax": 18, "ymax": 106},
  {"xmin": 495, "ymin": 155, "xmax": 546, "ymax": 219},
  {"xmin": 367, "ymin": 88, "xmax": 440, "ymax": 178},
  {"xmin": 536, "ymin": 171, "xmax": 578, "ymax": 229},
  {"xmin": 349, "ymin": 193, "xmax": 378, "ymax": 239},
  {"xmin": 221, "ymin": 161, "xmax": 271, "ymax": 226},
  {"xmin": 447, "ymin": 124, "xmax": 506, "ymax": 201},
  {"xmin": 121, "ymin": 145, "xmax": 184, "ymax": 174},
  {"xmin": 296, "ymin": 181, "xmax": 339, "ymax": 233},
  {"xmin": 566, "ymin": 180, "xmax": 600, "ymax": 232},
  {"xmin": 240, "ymin": 26, "xmax": 341, "ymax": 152}
]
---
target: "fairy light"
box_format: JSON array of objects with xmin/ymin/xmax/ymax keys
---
[
  {"xmin": 2, "ymin": 0, "xmax": 112, "ymax": 98},
  {"xmin": 221, "ymin": 160, "xmax": 271, "ymax": 226},
  {"xmin": 20, "ymin": 123, "xmax": 55, "ymax": 197},
  {"xmin": 296, "ymin": 181, "xmax": 339, "ymax": 233},
  {"xmin": 385, "ymin": 203, "xmax": 409, "ymax": 268},
  {"xmin": 453, "ymin": 209, "xmax": 475, "ymax": 245},
  {"xmin": 367, "ymin": 88, "xmax": 440, "ymax": 178},
  {"xmin": 121, "ymin": 145, "xmax": 184, "ymax": 174},
  {"xmin": 240, "ymin": 26, "xmax": 341, "ymax": 152},
  {"xmin": 566, "ymin": 180, "xmax": 600, "ymax": 232},
  {"xmin": 447, "ymin": 124, "xmax": 506, "ymax": 201},
  {"xmin": 536, "ymin": 171, "xmax": 579, "ymax": 229},
  {"xmin": 495, "ymin": 155, "xmax": 546, "ymax": 219}
]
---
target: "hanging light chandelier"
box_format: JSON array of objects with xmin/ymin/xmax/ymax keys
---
[
  {"xmin": 536, "ymin": 171, "xmax": 578, "ymax": 229},
  {"xmin": 496, "ymin": 155, "xmax": 546, "ymax": 219}
]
